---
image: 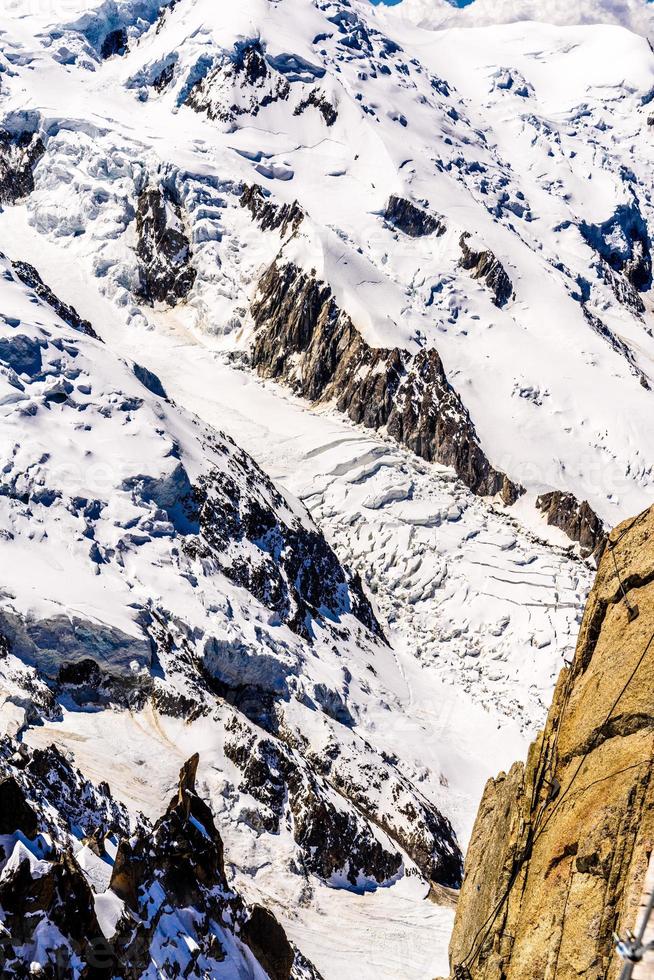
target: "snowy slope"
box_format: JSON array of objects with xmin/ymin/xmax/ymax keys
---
[
  {"xmin": 0, "ymin": 0, "xmax": 650, "ymax": 976},
  {"xmin": 0, "ymin": 0, "xmax": 653, "ymax": 531}
]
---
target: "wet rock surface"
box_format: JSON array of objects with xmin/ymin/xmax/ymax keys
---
[
  {"xmin": 448, "ymin": 504, "xmax": 654, "ymax": 979},
  {"xmin": 135, "ymin": 183, "xmax": 196, "ymax": 306},
  {"xmin": 536, "ymin": 490, "xmax": 607, "ymax": 558},
  {"xmin": 251, "ymin": 261, "xmax": 521, "ymax": 504}
]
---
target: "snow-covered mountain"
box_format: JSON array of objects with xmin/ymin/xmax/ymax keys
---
[{"xmin": 0, "ymin": 0, "xmax": 652, "ymax": 976}]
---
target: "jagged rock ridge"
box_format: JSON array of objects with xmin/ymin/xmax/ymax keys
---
[
  {"xmin": 447, "ymin": 504, "xmax": 654, "ymax": 979},
  {"xmin": 536, "ymin": 491, "xmax": 607, "ymax": 558},
  {"xmin": 251, "ymin": 261, "xmax": 522, "ymax": 505},
  {"xmin": 0, "ymin": 740, "xmax": 321, "ymax": 978},
  {"xmin": 0, "ymin": 246, "xmax": 463, "ymax": 924}
]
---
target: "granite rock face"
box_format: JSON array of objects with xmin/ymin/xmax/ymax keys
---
[
  {"xmin": 384, "ymin": 195, "xmax": 446, "ymax": 238},
  {"xmin": 448, "ymin": 503, "xmax": 654, "ymax": 979},
  {"xmin": 0, "ymin": 742, "xmax": 321, "ymax": 979}
]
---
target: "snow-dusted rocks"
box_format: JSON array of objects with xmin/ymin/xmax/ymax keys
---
[
  {"xmin": 186, "ymin": 40, "xmax": 293, "ymax": 128},
  {"xmin": 135, "ymin": 183, "xmax": 196, "ymax": 305},
  {"xmin": 0, "ymin": 130, "xmax": 44, "ymax": 206},
  {"xmin": 0, "ymin": 741, "xmax": 321, "ymax": 979},
  {"xmin": 536, "ymin": 491, "xmax": 607, "ymax": 558},
  {"xmin": 458, "ymin": 233, "xmax": 514, "ymax": 308},
  {"xmin": 0, "ymin": 0, "xmax": 654, "ymax": 974}
]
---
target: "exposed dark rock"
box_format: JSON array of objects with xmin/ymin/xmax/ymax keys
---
[
  {"xmin": 182, "ymin": 447, "xmax": 382, "ymax": 642},
  {"xmin": 135, "ymin": 184, "xmax": 196, "ymax": 306},
  {"xmin": 11, "ymin": 260, "xmax": 101, "ymax": 340},
  {"xmin": 0, "ymin": 740, "xmax": 318, "ymax": 978},
  {"xmin": 0, "ymin": 849, "xmax": 117, "ymax": 975},
  {"xmin": 536, "ymin": 490, "xmax": 607, "ymax": 558},
  {"xmin": 384, "ymin": 195, "xmax": 446, "ymax": 238},
  {"xmin": 241, "ymin": 183, "xmax": 305, "ymax": 237},
  {"xmin": 225, "ymin": 717, "xmax": 463, "ymax": 890},
  {"xmin": 294, "ymin": 89, "xmax": 338, "ymax": 126},
  {"xmin": 152, "ymin": 61, "xmax": 175, "ymax": 92},
  {"xmin": 101, "ymin": 28, "xmax": 129, "ymax": 60},
  {"xmin": 581, "ymin": 202, "xmax": 652, "ymax": 293},
  {"xmin": 225, "ymin": 721, "xmax": 403, "ymax": 887},
  {"xmin": 459, "ymin": 232, "xmax": 514, "ymax": 307},
  {"xmin": 0, "ymin": 130, "xmax": 45, "ymax": 205},
  {"xmin": 251, "ymin": 261, "xmax": 521, "ymax": 504},
  {"xmin": 0, "ymin": 776, "xmax": 38, "ymax": 836},
  {"xmin": 241, "ymin": 905, "xmax": 295, "ymax": 980},
  {"xmin": 186, "ymin": 40, "xmax": 290, "ymax": 125},
  {"xmin": 108, "ymin": 753, "xmax": 315, "ymax": 977}
]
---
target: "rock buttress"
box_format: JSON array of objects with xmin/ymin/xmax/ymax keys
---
[
  {"xmin": 448, "ymin": 504, "xmax": 654, "ymax": 979},
  {"xmin": 251, "ymin": 261, "xmax": 521, "ymax": 505}
]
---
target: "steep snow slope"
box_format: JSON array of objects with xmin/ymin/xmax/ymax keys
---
[{"xmin": 0, "ymin": 218, "xmax": 589, "ymax": 976}]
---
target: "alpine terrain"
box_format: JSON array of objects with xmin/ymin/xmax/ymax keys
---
[{"xmin": 0, "ymin": 0, "xmax": 652, "ymax": 976}]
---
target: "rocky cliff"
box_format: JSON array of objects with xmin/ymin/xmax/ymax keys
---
[
  {"xmin": 447, "ymin": 503, "xmax": 654, "ymax": 979},
  {"xmin": 251, "ymin": 261, "xmax": 522, "ymax": 505}
]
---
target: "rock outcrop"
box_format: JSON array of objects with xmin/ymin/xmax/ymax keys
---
[
  {"xmin": 251, "ymin": 261, "xmax": 521, "ymax": 504},
  {"xmin": 0, "ymin": 130, "xmax": 45, "ymax": 205},
  {"xmin": 186, "ymin": 40, "xmax": 290, "ymax": 126},
  {"xmin": 537, "ymin": 490, "xmax": 607, "ymax": 558},
  {"xmin": 241, "ymin": 183, "xmax": 305, "ymax": 237},
  {"xmin": 224, "ymin": 716, "xmax": 463, "ymax": 890},
  {"xmin": 135, "ymin": 183, "xmax": 196, "ymax": 306},
  {"xmin": 459, "ymin": 232, "xmax": 514, "ymax": 307},
  {"xmin": 101, "ymin": 28, "xmax": 129, "ymax": 60},
  {"xmin": 384, "ymin": 195, "xmax": 446, "ymax": 238},
  {"xmin": 581, "ymin": 203, "xmax": 652, "ymax": 294},
  {"xmin": 12, "ymin": 260, "xmax": 101, "ymax": 340},
  {"xmin": 448, "ymin": 503, "xmax": 654, "ymax": 979}
]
